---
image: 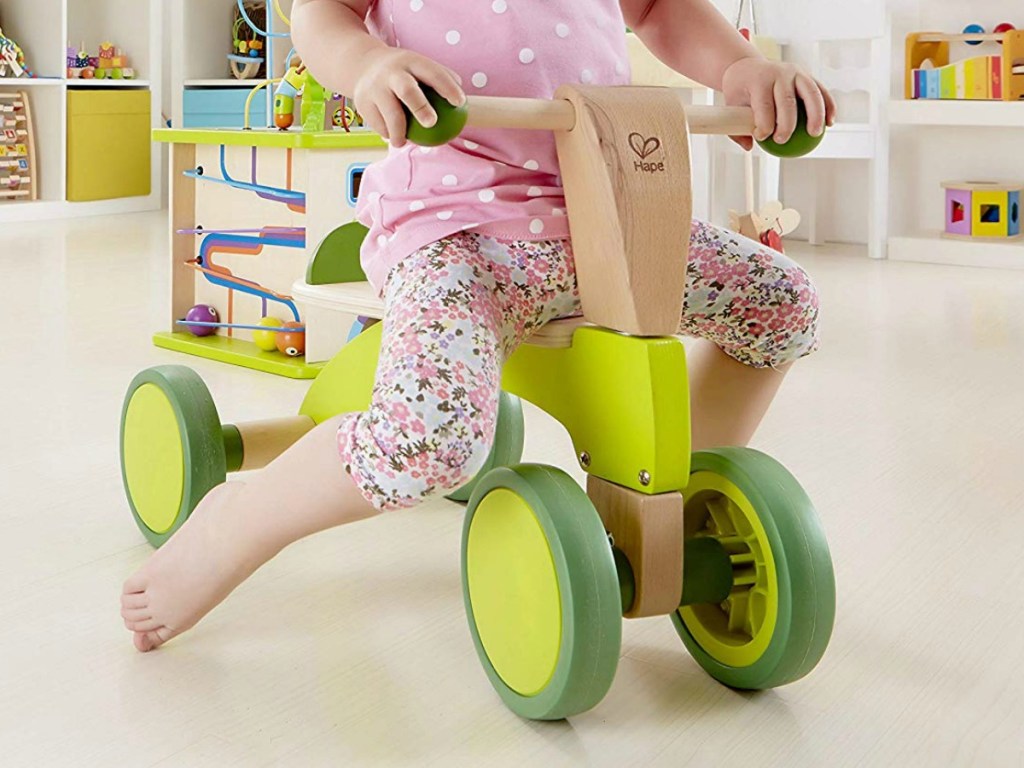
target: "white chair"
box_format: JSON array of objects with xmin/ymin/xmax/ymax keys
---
[{"xmin": 802, "ymin": 35, "xmax": 889, "ymax": 259}]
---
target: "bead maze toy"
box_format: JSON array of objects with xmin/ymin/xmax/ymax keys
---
[
  {"xmin": 0, "ymin": 90, "xmax": 36, "ymax": 202},
  {"xmin": 942, "ymin": 181, "xmax": 1022, "ymax": 241},
  {"xmin": 126, "ymin": 85, "xmax": 835, "ymax": 721},
  {"xmin": 153, "ymin": 126, "xmax": 386, "ymax": 377},
  {"xmin": 906, "ymin": 26, "xmax": 1024, "ymax": 101}
]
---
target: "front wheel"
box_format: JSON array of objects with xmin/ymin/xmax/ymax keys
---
[
  {"xmin": 462, "ymin": 465, "xmax": 621, "ymax": 720},
  {"xmin": 673, "ymin": 448, "xmax": 835, "ymax": 690},
  {"xmin": 120, "ymin": 366, "xmax": 227, "ymax": 548}
]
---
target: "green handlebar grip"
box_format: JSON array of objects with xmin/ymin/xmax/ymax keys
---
[
  {"xmin": 756, "ymin": 102, "xmax": 826, "ymax": 159},
  {"xmin": 404, "ymin": 86, "xmax": 469, "ymax": 147}
]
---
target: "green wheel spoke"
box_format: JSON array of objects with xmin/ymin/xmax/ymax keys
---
[{"xmin": 705, "ymin": 496, "xmax": 736, "ymax": 536}]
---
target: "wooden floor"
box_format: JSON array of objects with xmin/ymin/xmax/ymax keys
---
[{"xmin": 2, "ymin": 212, "xmax": 1023, "ymax": 767}]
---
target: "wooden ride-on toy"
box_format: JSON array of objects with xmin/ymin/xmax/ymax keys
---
[{"xmin": 120, "ymin": 86, "xmax": 834, "ymax": 721}]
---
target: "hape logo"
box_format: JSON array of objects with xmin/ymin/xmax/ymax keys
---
[{"xmin": 628, "ymin": 132, "xmax": 666, "ymax": 174}]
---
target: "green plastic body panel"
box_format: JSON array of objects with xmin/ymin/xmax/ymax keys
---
[
  {"xmin": 502, "ymin": 326, "xmax": 691, "ymax": 494},
  {"xmin": 299, "ymin": 322, "xmax": 383, "ymax": 423},
  {"xmin": 301, "ymin": 324, "xmax": 691, "ymax": 492},
  {"xmin": 306, "ymin": 222, "xmax": 369, "ymax": 285}
]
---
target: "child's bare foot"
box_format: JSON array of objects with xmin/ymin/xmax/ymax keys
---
[
  {"xmin": 120, "ymin": 415, "xmax": 378, "ymax": 652},
  {"xmin": 120, "ymin": 482, "xmax": 278, "ymax": 652}
]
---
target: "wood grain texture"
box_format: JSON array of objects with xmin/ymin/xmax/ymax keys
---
[
  {"xmin": 21, "ymin": 90, "xmax": 37, "ymax": 201},
  {"xmin": 169, "ymin": 142, "xmax": 197, "ymax": 329},
  {"xmin": 554, "ymin": 86, "xmax": 692, "ymax": 336},
  {"xmin": 236, "ymin": 415, "xmax": 316, "ymax": 472},
  {"xmin": 587, "ymin": 476, "xmax": 684, "ymax": 618}
]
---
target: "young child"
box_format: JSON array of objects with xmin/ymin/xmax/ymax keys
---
[{"xmin": 121, "ymin": 0, "xmax": 835, "ymax": 651}]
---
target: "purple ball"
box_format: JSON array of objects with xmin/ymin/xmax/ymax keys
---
[{"xmin": 184, "ymin": 304, "xmax": 220, "ymax": 337}]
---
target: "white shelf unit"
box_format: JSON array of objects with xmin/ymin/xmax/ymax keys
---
[
  {"xmin": 0, "ymin": 0, "xmax": 163, "ymax": 222},
  {"xmin": 889, "ymin": 99, "xmax": 1024, "ymax": 127},
  {"xmin": 171, "ymin": 0, "xmax": 295, "ymax": 130},
  {"xmin": 885, "ymin": 1, "xmax": 1024, "ymax": 269}
]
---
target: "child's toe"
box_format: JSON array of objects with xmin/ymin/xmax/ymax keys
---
[
  {"xmin": 121, "ymin": 592, "xmax": 148, "ymax": 610},
  {"xmin": 126, "ymin": 618, "xmax": 163, "ymax": 633},
  {"xmin": 122, "ymin": 573, "xmax": 147, "ymax": 595},
  {"xmin": 134, "ymin": 627, "xmax": 176, "ymax": 652}
]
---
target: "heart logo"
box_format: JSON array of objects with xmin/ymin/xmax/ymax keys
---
[{"xmin": 628, "ymin": 132, "xmax": 661, "ymax": 159}]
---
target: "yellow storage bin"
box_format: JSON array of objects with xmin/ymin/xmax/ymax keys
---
[{"xmin": 67, "ymin": 90, "xmax": 152, "ymax": 202}]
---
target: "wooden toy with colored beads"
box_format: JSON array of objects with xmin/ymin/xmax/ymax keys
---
[{"xmin": 0, "ymin": 91, "xmax": 36, "ymax": 201}]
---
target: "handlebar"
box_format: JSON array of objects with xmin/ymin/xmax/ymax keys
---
[
  {"xmin": 463, "ymin": 95, "xmax": 760, "ymax": 137},
  {"xmin": 406, "ymin": 87, "xmax": 824, "ymax": 159}
]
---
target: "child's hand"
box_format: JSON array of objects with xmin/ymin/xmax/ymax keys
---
[
  {"xmin": 721, "ymin": 58, "xmax": 836, "ymax": 151},
  {"xmin": 354, "ymin": 48, "xmax": 466, "ymax": 147}
]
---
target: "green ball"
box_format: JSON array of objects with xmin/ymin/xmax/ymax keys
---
[
  {"xmin": 404, "ymin": 86, "xmax": 468, "ymax": 147},
  {"xmin": 756, "ymin": 103, "xmax": 825, "ymax": 159}
]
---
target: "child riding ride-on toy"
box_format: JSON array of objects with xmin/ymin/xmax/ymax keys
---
[{"xmin": 119, "ymin": 85, "xmax": 834, "ymax": 721}]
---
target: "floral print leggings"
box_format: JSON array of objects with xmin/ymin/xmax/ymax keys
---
[{"xmin": 338, "ymin": 222, "xmax": 820, "ymax": 511}]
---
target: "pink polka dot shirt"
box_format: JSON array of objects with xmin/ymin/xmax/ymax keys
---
[{"xmin": 356, "ymin": 0, "xmax": 632, "ymax": 293}]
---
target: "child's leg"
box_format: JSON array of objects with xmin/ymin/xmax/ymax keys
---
[
  {"xmin": 122, "ymin": 233, "xmax": 578, "ymax": 651},
  {"xmin": 681, "ymin": 221, "xmax": 820, "ymax": 450},
  {"xmin": 122, "ymin": 415, "xmax": 377, "ymax": 651}
]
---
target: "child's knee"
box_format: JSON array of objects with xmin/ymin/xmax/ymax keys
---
[
  {"xmin": 765, "ymin": 262, "xmax": 821, "ymax": 367},
  {"xmin": 338, "ymin": 407, "xmax": 497, "ymax": 512}
]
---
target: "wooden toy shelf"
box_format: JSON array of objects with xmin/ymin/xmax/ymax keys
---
[
  {"xmin": 905, "ymin": 29, "xmax": 1024, "ymax": 101},
  {"xmin": 0, "ymin": 0, "xmax": 163, "ymax": 221}
]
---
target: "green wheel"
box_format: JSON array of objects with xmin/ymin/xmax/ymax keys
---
[
  {"xmin": 447, "ymin": 392, "xmax": 525, "ymax": 503},
  {"xmin": 462, "ymin": 465, "xmax": 621, "ymax": 720},
  {"xmin": 120, "ymin": 366, "xmax": 227, "ymax": 548},
  {"xmin": 673, "ymin": 448, "xmax": 835, "ymax": 690}
]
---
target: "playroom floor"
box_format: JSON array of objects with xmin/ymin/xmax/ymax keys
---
[{"xmin": 2, "ymin": 211, "xmax": 1023, "ymax": 767}]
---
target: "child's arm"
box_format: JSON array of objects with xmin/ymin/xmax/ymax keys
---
[
  {"xmin": 622, "ymin": 0, "xmax": 836, "ymax": 149},
  {"xmin": 292, "ymin": 0, "xmax": 464, "ymax": 145}
]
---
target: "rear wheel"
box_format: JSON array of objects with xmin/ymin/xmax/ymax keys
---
[
  {"xmin": 673, "ymin": 448, "xmax": 835, "ymax": 690},
  {"xmin": 462, "ymin": 465, "xmax": 621, "ymax": 720},
  {"xmin": 120, "ymin": 366, "xmax": 226, "ymax": 548}
]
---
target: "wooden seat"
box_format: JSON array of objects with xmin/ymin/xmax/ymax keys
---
[{"xmin": 291, "ymin": 279, "xmax": 587, "ymax": 349}]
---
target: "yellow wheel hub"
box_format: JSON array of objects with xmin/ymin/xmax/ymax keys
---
[
  {"xmin": 680, "ymin": 472, "xmax": 779, "ymax": 668},
  {"xmin": 122, "ymin": 384, "xmax": 185, "ymax": 535},
  {"xmin": 466, "ymin": 488, "xmax": 562, "ymax": 696}
]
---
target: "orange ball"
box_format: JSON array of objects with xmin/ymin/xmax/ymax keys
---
[{"xmin": 275, "ymin": 322, "xmax": 305, "ymax": 357}]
